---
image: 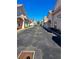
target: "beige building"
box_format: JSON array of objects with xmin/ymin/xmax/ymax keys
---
[
  {"xmin": 43, "ymin": 16, "xmax": 51, "ymax": 27},
  {"xmin": 17, "ymin": 4, "xmax": 29, "ymax": 30},
  {"xmin": 47, "ymin": 0, "xmax": 61, "ymax": 30},
  {"xmin": 44, "ymin": 16, "xmax": 49, "ymax": 23}
]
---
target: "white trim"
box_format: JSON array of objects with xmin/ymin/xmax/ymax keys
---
[{"xmin": 18, "ymin": 50, "xmax": 35, "ymax": 59}]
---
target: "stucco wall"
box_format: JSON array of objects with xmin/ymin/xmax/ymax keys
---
[{"xmin": 53, "ymin": 11, "xmax": 61, "ymax": 30}]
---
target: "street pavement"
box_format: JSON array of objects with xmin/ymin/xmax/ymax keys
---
[{"xmin": 17, "ymin": 25, "xmax": 61, "ymax": 59}]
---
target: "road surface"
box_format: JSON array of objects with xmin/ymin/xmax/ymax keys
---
[{"xmin": 17, "ymin": 25, "xmax": 61, "ymax": 59}]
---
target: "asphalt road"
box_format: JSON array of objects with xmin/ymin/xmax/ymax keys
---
[{"xmin": 17, "ymin": 25, "xmax": 61, "ymax": 59}]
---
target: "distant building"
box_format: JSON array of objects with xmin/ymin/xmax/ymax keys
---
[
  {"xmin": 29, "ymin": 20, "xmax": 37, "ymax": 27},
  {"xmin": 43, "ymin": 16, "xmax": 49, "ymax": 27},
  {"xmin": 44, "ymin": 16, "xmax": 48, "ymax": 23}
]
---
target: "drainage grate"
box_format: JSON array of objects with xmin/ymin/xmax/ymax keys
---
[{"xmin": 18, "ymin": 51, "xmax": 35, "ymax": 59}]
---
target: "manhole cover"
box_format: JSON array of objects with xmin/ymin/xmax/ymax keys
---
[{"xmin": 18, "ymin": 51, "xmax": 35, "ymax": 59}]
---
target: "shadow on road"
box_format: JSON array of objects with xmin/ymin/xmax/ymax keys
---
[
  {"xmin": 52, "ymin": 35, "xmax": 61, "ymax": 46},
  {"xmin": 43, "ymin": 26, "xmax": 61, "ymax": 47}
]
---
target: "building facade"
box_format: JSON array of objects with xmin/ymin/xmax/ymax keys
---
[
  {"xmin": 47, "ymin": 0, "xmax": 61, "ymax": 30},
  {"xmin": 17, "ymin": 4, "xmax": 30, "ymax": 30}
]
